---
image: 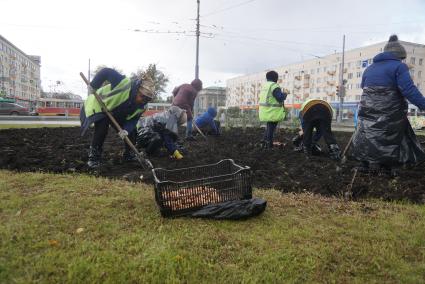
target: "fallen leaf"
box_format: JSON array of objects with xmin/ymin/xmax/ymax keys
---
[
  {"xmin": 48, "ymin": 239, "xmax": 59, "ymax": 247},
  {"xmin": 15, "ymin": 210, "xmax": 22, "ymax": 216},
  {"xmin": 76, "ymin": 228, "xmax": 84, "ymax": 234}
]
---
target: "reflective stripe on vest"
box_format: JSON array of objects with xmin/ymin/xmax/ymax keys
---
[
  {"xmin": 259, "ymin": 102, "xmax": 283, "ymax": 107},
  {"xmin": 126, "ymin": 107, "xmax": 146, "ymax": 121}
]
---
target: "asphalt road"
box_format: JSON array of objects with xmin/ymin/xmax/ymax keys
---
[{"xmin": 0, "ymin": 115, "xmax": 80, "ymax": 125}]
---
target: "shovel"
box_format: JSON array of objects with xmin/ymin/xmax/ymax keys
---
[
  {"xmin": 79, "ymin": 72, "xmax": 153, "ymax": 170},
  {"xmin": 340, "ymin": 132, "xmax": 355, "ymax": 164},
  {"xmin": 193, "ymin": 122, "xmax": 208, "ymax": 141}
]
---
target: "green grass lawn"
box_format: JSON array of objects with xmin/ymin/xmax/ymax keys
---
[{"xmin": 1, "ymin": 170, "xmax": 425, "ymax": 283}]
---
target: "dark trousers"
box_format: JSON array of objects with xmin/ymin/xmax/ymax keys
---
[
  {"xmin": 303, "ymin": 118, "xmax": 336, "ymax": 148},
  {"xmin": 91, "ymin": 117, "xmax": 136, "ymax": 153},
  {"xmin": 263, "ymin": 122, "xmax": 278, "ymax": 146}
]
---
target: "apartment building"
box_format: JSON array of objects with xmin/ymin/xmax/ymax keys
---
[
  {"xmin": 0, "ymin": 34, "xmax": 41, "ymax": 108},
  {"xmin": 226, "ymin": 40, "xmax": 425, "ymax": 116}
]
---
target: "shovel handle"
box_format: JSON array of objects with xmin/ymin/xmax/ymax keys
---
[{"xmin": 193, "ymin": 122, "xmax": 207, "ymax": 140}]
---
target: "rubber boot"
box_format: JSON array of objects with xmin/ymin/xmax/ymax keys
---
[
  {"xmin": 328, "ymin": 144, "xmax": 341, "ymax": 161},
  {"xmin": 88, "ymin": 146, "xmax": 102, "ymax": 168}
]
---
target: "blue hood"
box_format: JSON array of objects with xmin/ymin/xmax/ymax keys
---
[
  {"xmin": 373, "ymin": 52, "xmax": 401, "ymax": 63},
  {"xmin": 207, "ymin": 107, "xmax": 217, "ymax": 117}
]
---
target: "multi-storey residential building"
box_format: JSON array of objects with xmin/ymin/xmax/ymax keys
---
[
  {"xmin": 226, "ymin": 40, "xmax": 425, "ymax": 118},
  {"xmin": 194, "ymin": 86, "xmax": 226, "ymax": 116},
  {"xmin": 0, "ymin": 34, "xmax": 41, "ymax": 108}
]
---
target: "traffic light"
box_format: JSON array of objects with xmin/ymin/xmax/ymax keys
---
[{"xmin": 336, "ymin": 85, "xmax": 346, "ymax": 97}]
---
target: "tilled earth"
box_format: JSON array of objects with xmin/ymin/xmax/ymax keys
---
[{"xmin": 1, "ymin": 126, "xmax": 425, "ymax": 203}]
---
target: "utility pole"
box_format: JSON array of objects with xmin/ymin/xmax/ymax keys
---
[
  {"xmin": 195, "ymin": 0, "xmax": 200, "ymax": 79},
  {"xmin": 338, "ymin": 35, "xmax": 345, "ymax": 123}
]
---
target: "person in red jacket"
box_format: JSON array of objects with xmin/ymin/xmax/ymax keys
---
[{"xmin": 171, "ymin": 79, "xmax": 203, "ymax": 140}]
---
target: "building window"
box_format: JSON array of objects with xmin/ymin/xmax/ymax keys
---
[
  {"xmin": 410, "ymin": 57, "xmax": 416, "ymax": 65},
  {"xmin": 356, "ymin": 72, "xmax": 362, "ymax": 78},
  {"xmin": 368, "ymin": 58, "xmax": 372, "ymax": 64},
  {"xmin": 356, "ymin": 60, "xmax": 362, "ymax": 67},
  {"xmin": 419, "ymin": 58, "xmax": 423, "ymax": 66},
  {"xmin": 317, "ymin": 68, "xmax": 320, "ymax": 73},
  {"xmin": 317, "ymin": 78, "xmax": 321, "ymax": 83},
  {"xmin": 348, "ymin": 73, "xmax": 353, "ymax": 79},
  {"xmin": 310, "ymin": 69, "xmax": 315, "ymax": 74},
  {"xmin": 356, "ymin": 83, "xmax": 361, "ymax": 89},
  {"xmin": 356, "ymin": 95, "xmax": 361, "ymax": 101},
  {"xmin": 418, "ymin": 71, "xmax": 422, "ymax": 78},
  {"xmin": 410, "ymin": 69, "xmax": 415, "ymax": 78}
]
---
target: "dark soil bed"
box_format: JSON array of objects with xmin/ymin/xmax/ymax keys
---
[{"xmin": 1, "ymin": 127, "xmax": 424, "ymax": 203}]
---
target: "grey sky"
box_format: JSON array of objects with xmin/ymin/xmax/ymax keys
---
[{"xmin": 1, "ymin": 0, "xmax": 424, "ymax": 98}]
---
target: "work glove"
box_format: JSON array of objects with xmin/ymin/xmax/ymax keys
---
[
  {"xmin": 172, "ymin": 149, "xmax": 183, "ymax": 160},
  {"xmin": 118, "ymin": 130, "xmax": 129, "ymax": 140}
]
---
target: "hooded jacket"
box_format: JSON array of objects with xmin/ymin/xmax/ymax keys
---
[
  {"xmin": 361, "ymin": 52, "xmax": 425, "ymax": 109},
  {"xmin": 194, "ymin": 107, "xmax": 219, "ymax": 134}
]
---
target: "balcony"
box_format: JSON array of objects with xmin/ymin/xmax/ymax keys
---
[{"xmin": 294, "ymin": 75, "xmax": 302, "ymax": 81}]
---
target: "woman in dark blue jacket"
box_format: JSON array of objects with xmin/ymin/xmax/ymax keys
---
[{"xmin": 352, "ymin": 35, "xmax": 425, "ymax": 174}]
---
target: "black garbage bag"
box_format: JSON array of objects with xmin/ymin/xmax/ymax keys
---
[
  {"xmin": 351, "ymin": 86, "xmax": 425, "ymax": 166},
  {"xmin": 190, "ymin": 198, "xmax": 267, "ymax": 220}
]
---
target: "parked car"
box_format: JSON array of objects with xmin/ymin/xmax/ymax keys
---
[{"xmin": 0, "ymin": 102, "xmax": 30, "ymax": 115}]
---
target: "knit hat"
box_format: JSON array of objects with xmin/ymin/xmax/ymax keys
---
[{"xmin": 384, "ymin": 35, "xmax": 406, "ymax": 60}]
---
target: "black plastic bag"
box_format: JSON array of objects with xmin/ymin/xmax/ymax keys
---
[
  {"xmin": 190, "ymin": 198, "xmax": 267, "ymax": 220},
  {"xmin": 351, "ymin": 86, "xmax": 425, "ymax": 166}
]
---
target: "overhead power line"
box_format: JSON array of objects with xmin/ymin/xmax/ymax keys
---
[{"xmin": 201, "ymin": 0, "xmax": 257, "ymax": 17}]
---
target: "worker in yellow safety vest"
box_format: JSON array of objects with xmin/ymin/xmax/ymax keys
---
[
  {"xmin": 80, "ymin": 68, "xmax": 155, "ymax": 168},
  {"xmin": 258, "ymin": 70, "xmax": 288, "ymax": 149}
]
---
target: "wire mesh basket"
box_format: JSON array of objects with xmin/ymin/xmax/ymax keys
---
[{"xmin": 152, "ymin": 159, "xmax": 252, "ymax": 217}]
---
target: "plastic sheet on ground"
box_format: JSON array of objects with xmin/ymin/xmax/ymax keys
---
[{"xmin": 190, "ymin": 198, "xmax": 267, "ymax": 220}]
